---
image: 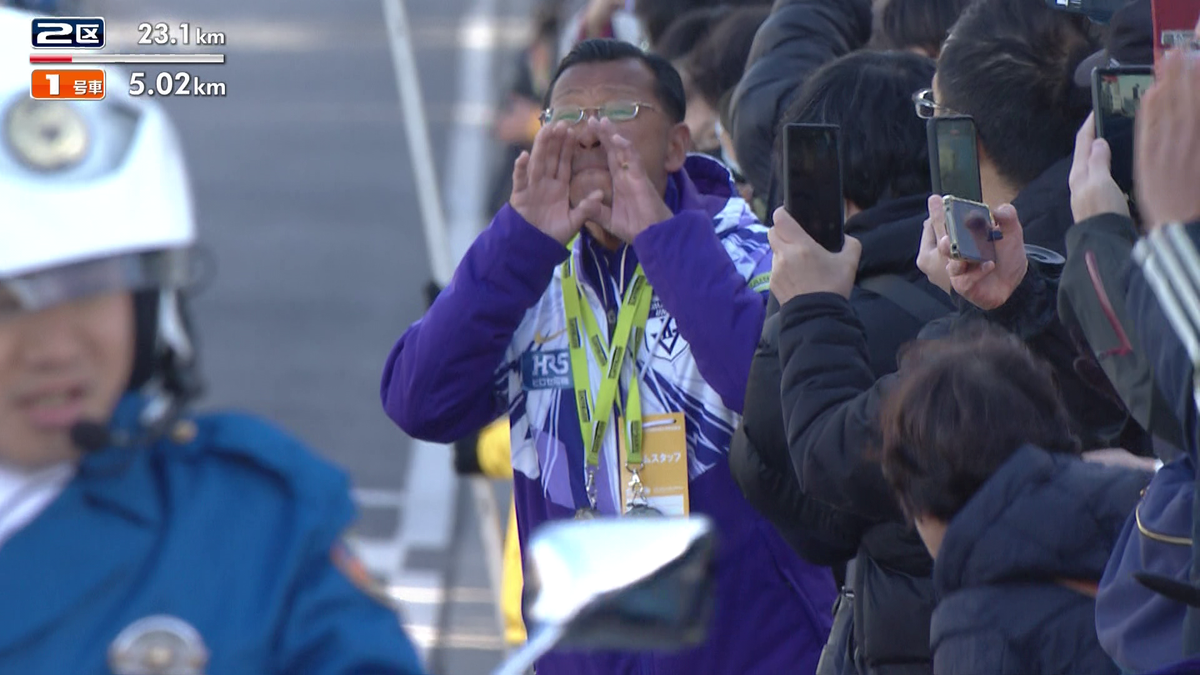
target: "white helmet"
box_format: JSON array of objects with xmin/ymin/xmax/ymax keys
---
[{"xmin": 0, "ymin": 7, "xmax": 201, "ymax": 432}]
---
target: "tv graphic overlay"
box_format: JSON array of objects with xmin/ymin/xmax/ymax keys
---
[
  {"xmin": 30, "ymin": 69, "xmax": 106, "ymax": 101},
  {"xmin": 27, "ymin": 17, "xmax": 228, "ymax": 100},
  {"xmin": 31, "ymin": 17, "xmax": 105, "ymax": 49}
]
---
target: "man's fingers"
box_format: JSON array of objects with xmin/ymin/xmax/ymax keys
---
[
  {"xmin": 512, "ymin": 151, "xmax": 531, "ymax": 194},
  {"xmin": 770, "ymin": 206, "xmax": 807, "ymax": 243},
  {"xmin": 946, "ymin": 258, "xmax": 971, "ymax": 277},
  {"xmin": 919, "ymin": 217, "xmax": 937, "ymax": 253},
  {"xmin": 1072, "ymin": 112, "xmax": 1097, "ymax": 183},
  {"xmin": 992, "ymin": 204, "xmax": 1022, "ymax": 235},
  {"xmin": 541, "ymin": 123, "xmax": 566, "ymax": 181},
  {"xmin": 928, "ymin": 195, "xmax": 948, "ymax": 241},
  {"xmin": 1088, "ymin": 138, "xmax": 1113, "ymax": 176},
  {"xmin": 841, "ymin": 234, "xmax": 863, "ymax": 262},
  {"xmin": 569, "ymin": 189, "xmax": 604, "ymax": 229},
  {"xmin": 937, "ymin": 234, "xmax": 954, "ymax": 260},
  {"xmin": 555, "ymin": 126, "xmax": 576, "ymax": 181},
  {"xmin": 528, "ymin": 124, "xmax": 553, "ymax": 182},
  {"xmin": 596, "ymin": 118, "xmax": 639, "ymax": 179}
]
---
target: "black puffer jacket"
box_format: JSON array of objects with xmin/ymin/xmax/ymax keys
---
[
  {"xmin": 729, "ymin": 0, "xmax": 871, "ymax": 198},
  {"xmin": 930, "ymin": 445, "xmax": 1147, "ymax": 675},
  {"xmin": 732, "ymin": 196, "xmax": 952, "ymax": 552},
  {"xmin": 764, "ymin": 165, "xmax": 1142, "ymax": 673},
  {"xmin": 731, "ymin": 195, "xmax": 953, "ymax": 673}
]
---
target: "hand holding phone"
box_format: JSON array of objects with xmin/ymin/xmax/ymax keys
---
[
  {"xmin": 936, "ymin": 201, "xmax": 1030, "ymax": 311},
  {"xmin": 783, "ymin": 123, "xmax": 845, "ymax": 252},
  {"xmin": 1070, "ymin": 112, "xmax": 1131, "ymax": 223}
]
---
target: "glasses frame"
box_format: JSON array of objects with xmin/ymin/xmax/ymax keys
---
[
  {"xmin": 912, "ymin": 88, "xmax": 963, "ymax": 119},
  {"xmin": 539, "ymin": 101, "xmax": 656, "ymax": 126}
]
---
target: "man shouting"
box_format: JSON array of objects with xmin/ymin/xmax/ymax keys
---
[{"xmin": 381, "ymin": 39, "xmax": 835, "ymax": 675}]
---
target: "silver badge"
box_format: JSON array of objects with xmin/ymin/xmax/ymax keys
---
[
  {"xmin": 108, "ymin": 615, "xmax": 210, "ymax": 675},
  {"xmin": 625, "ymin": 504, "xmax": 664, "ymax": 518},
  {"xmin": 4, "ymin": 98, "xmax": 90, "ymax": 171}
]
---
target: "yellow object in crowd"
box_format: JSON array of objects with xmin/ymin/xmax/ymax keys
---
[{"xmin": 475, "ymin": 416, "xmax": 528, "ymax": 646}]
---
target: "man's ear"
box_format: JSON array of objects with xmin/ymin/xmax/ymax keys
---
[{"xmin": 665, "ymin": 122, "xmax": 690, "ymax": 173}]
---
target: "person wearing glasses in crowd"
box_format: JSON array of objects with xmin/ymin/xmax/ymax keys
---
[{"xmin": 382, "ymin": 38, "xmax": 837, "ymax": 675}]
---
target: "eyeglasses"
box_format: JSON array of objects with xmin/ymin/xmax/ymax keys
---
[
  {"xmin": 540, "ymin": 101, "xmax": 655, "ymax": 126},
  {"xmin": 912, "ymin": 88, "xmax": 962, "ymax": 119}
]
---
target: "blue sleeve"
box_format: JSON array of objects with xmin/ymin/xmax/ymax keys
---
[
  {"xmin": 273, "ymin": 490, "xmax": 427, "ymax": 675},
  {"xmin": 634, "ymin": 211, "xmax": 768, "ymax": 413},
  {"xmin": 381, "ymin": 205, "xmax": 569, "ymax": 442},
  {"xmin": 1128, "ymin": 249, "xmax": 1199, "ymax": 457}
]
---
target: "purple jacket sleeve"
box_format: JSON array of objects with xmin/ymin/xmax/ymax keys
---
[
  {"xmin": 381, "ymin": 205, "xmax": 569, "ymax": 442},
  {"xmin": 633, "ymin": 212, "xmax": 769, "ymax": 413}
]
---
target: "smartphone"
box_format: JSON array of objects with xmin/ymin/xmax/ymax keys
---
[
  {"xmin": 943, "ymin": 196, "xmax": 997, "ymax": 263},
  {"xmin": 783, "ymin": 123, "xmax": 845, "ymax": 252},
  {"xmin": 1152, "ymin": 0, "xmax": 1200, "ymax": 66},
  {"xmin": 927, "ymin": 116, "xmax": 983, "ymax": 204},
  {"xmin": 1092, "ymin": 66, "xmax": 1154, "ymax": 195}
]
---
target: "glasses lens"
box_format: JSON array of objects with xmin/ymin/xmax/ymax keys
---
[
  {"xmin": 549, "ymin": 107, "xmax": 583, "ymax": 124},
  {"xmin": 604, "ymin": 102, "xmax": 638, "ymax": 121},
  {"xmin": 913, "ymin": 89, "xmax": 935, "ymax": 119}
]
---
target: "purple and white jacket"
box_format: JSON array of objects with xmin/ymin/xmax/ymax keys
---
[{"xmin": 382, "ymin": 155, "xmax": 836, "ymax": 675}]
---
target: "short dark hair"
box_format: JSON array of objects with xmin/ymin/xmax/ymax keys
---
[
  {"xmin": 870, "ymin": 0, "xmax": 975, "ymax": 57},
  {"xmin": 654, "ymin": 6, "xmax": 731, "ymax": 61},
  {"xmin": 936, "ymin": 0, "xmax": 1097, "ymax": 188},
  {"xmin": 544, "ymin": 39, "xmax": 687, "ymax": 124},
  {"xmin": 879, "ymin": 324, "xmax": 1082, "ymax": 523},
  {"xmin": 685, "ymin": 6, "xmax": 771, "ymax": 110},
  {"xmin": 777, "ymin": 50, "xmax": 936, "ymax": 211}
]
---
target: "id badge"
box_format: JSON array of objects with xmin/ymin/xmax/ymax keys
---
[{"xmin": 618, "ymin": 412, "xmax": 689, "ymax": 517}]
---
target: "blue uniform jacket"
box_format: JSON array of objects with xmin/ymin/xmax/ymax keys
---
[{"xmin": 0, "ymin": 395, "xmax": 425, "ymax": 675}]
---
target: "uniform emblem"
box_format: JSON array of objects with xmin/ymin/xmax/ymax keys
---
[
  {"xmin": 332, "ymin": 535, "xmax": 395, "ymax": 608},
  {"xmin": 521, "ymin": 349, "xmax": 572, "ymax": 390},
  {"xmin": 647, "ymin": 317, "xmax": 686, "ymax": 362},
  {"xmin": 108, "ymin": 615, "xmax": 209, "ymax": 675},
  {"xmin": 4, "ymin": 98, "xmax": 90, "ymax": 171}
]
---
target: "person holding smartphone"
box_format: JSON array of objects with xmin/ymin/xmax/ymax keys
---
[{"xmin": 732, "ymin": 50, "xmax": 962, "ymax": 675}]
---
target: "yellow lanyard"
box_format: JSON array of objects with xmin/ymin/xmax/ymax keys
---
[{"xmin": 560, "ymin": 247, "xmax": 653, "ymax": 492}]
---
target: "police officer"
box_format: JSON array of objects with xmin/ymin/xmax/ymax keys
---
[{"xmin": 0, "ymin": 8, "xmax": 425, "ymax": 674}]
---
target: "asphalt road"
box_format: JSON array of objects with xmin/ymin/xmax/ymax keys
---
[{"xmin": 85, "ymin": 0, "xmax": 534, "ymax": 672}]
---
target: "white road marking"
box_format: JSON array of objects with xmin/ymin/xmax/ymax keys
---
[
  {"xmin": 397, "ymin": 440, "xmax": 456, "ymax": 550},
  {"xmin": 408, "ymin": 625, "xmax": 507, "ymax": 652},
  {"xmin": 388, "ymin": 584, "xmax": 496, "ymax": 605}
]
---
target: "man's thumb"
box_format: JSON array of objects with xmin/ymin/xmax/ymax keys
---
[
  {"xmin": 993, "ymin": 204, "xmax": 1022, "ymax": 233},
  {"xmin": 1089, "ymin": 139, "xmax": 1113, "ymax": 174}
]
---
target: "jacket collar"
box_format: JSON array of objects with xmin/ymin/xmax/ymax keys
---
[
  {"xmin": 1010, "ymin": 157, "xmax": 1074, "ymax": 255},
  {"xmin": 73, "ymin": 393, "xmax": 168, "ymax": 527},
  {"xmin": 846, "ymin": 194, "xmax": 929, "ymax": 279}
]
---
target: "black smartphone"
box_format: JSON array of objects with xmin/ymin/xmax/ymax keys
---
[
  {"xmin": 783, "ymin": 123, "xmax": 845, "ymax": 252},
  {"xmin": 943, "ymin": 196, "xmax": 997, "ymax": 263},
  {"xmin": 927, "ymin": 116, "xmax": 984, "ymax": 203},
  {"xmin": 1092, "ymin": 66, "xmax": 1154, "ymax": 196}
]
